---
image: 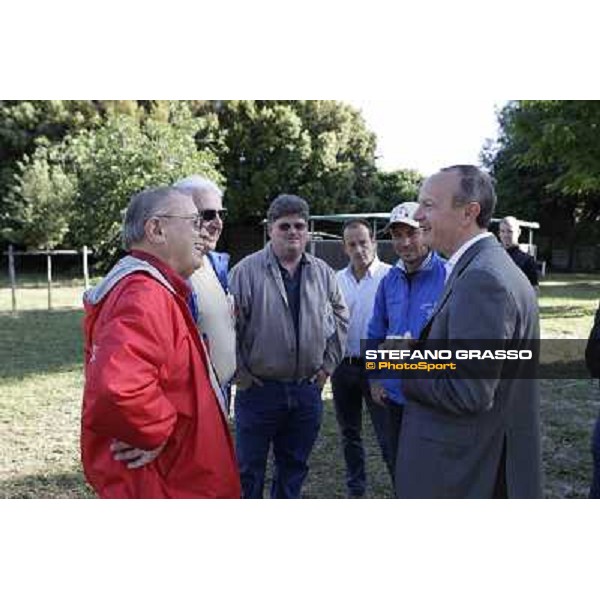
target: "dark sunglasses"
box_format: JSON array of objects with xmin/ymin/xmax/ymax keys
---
[
  {"xmin": 199, "ymin": 208, "xmax": 227, "ymax": 222},
  {"xmin": 277, "ymin": 222, "xmax": 307, "ymax": 232}
]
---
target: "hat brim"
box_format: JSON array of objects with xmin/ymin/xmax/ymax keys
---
[{"xmin": 382, "ymin": 218, "xmax": 420, "ymax": 233}]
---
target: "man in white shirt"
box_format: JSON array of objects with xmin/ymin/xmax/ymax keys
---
[{"xmin": 332, "ymin": 219, "xmax": 391, "ymax": 498}]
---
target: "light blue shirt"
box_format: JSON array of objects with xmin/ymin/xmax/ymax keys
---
[{"xmin": 336, "ymin": 257, "xmax": 391, "ymax": 357}]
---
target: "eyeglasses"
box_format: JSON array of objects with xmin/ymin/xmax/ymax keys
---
[
  {"xmin": 199, "ymin": 208, "xmax": 227, "ymax": 222},
  {"xmin": 277, "ymin": 222, "xmax": 307, "ymax": 232},
  {"xmin": 154, "ymin": 214, "xmax": 203, "ymax": 230}
]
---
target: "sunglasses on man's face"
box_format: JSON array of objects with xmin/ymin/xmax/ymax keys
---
[
  {"xmin": 199, "ymin": 208, "xmax": 227, "ymax": 222},
  {"xmin": 277, "ymin": 222, "xmax": 307, "ymax": 232}
]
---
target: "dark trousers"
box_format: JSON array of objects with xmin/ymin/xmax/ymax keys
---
[
  {"xmin": 331, "ymin": 361, "xmax": 392, "ymax": 496},
  {"xmin": 591, "ymin": 412, "xmax": 600, "ymax": 499},
  {"xmin": 235, "ymin": 380, "xmax": 323, "ymax": 499},
  {"xmin": 493, "ymin": 436, "xmax": 508, "ymax": 498},
  {"xmin": 386, "ymin": 401, "xmax": 404, "ymax": 484}
]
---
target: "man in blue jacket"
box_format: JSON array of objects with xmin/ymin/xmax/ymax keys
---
[{"xmin": 367, "ymin": 201, "xmax": 446, "ymax": 478}]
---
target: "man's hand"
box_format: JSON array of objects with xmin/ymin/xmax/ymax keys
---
[
  {"xmin": 314, "ymin": 368, "xmax": 329, "ymax": 390},
  {"xmin": 110, "ymin": 440, "xmax": 166, "ymax": 469},
  {"xmin": 370, "ymin": 381, "xmax": 388, "ymax": 406},
  {"xmin": 378, "ymin": 333, "xmax": 414, "ymax": 353},
  {"xmin": 235, "ymin": 370, "xmax": 263, "ymax": 391}
]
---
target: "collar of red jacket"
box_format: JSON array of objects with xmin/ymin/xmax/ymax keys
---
[{"xmin": 129, "ymin": 250, "xmax": 192, "ymax": 302}]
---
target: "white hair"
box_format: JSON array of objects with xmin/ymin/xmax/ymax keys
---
[{"xmin": 173, "ymin": 175, "xmax": 223, "ymax": 198}]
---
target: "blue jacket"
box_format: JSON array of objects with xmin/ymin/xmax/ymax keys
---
[
  {"xmin": 207, "ymin": 251, "xmax": 230, "ymax": 293},
  {"xmin": 367, "ymin": 252, "xmax": 446, "ymax": 404},
  {"xmin": 188, "ymin": 251, "xmax": 230, "ymax": 322}
]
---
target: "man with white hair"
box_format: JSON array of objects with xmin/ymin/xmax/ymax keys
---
[
  {"xmin": 498, "ymin": 215, "xmax": 539, "ymax": 290},
  {"xmin": 173, "ymin": 176, "xmax": 236, "ymax": 394}
]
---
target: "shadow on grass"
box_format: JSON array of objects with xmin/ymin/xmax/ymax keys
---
[
  {"xmin": 541, "ymin": 281, "xmax": 600, "ymax": 301},
  {"xmin": 0, "ymin": 309, "xmax": 84, "ymax": 380},
  {"xmin": 540, "ymin": 305, "xmax": 595, "ymax": 319},
  {"xmin": 0, "ymin": 471, "xmax": 95, "ymax": 499}
]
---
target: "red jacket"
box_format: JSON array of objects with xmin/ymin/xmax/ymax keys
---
[{"xmin": 81, "ymin": 255, "xmax": 240, "ymax": 498}]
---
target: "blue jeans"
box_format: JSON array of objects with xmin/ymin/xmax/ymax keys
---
[
  {"xmin": 235, "ymin": 380, "xmax": 323, "ymax": 499},
  {"xmin": 331, "ymin": 361, "xmax": 392, "ymax": 497},
  {"xmin": 590, "ymin": 412, "xmax": 600, "ymax": 498}
]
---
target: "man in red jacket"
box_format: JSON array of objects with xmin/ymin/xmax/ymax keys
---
[{"xmin": 81, "ymin": 185, "xmax": 241, "ymax": 498}]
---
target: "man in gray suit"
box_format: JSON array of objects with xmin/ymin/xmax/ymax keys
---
[{"xmin": 398, "ymin": 165, "xmax": 542, "ymax": 498}]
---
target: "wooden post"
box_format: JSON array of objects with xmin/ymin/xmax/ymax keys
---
[
  {"xmin": 8, "ymin": 244, "xmax": 17, "ymax": 313},
  {"xmin": 47, "ymin": 251, "xmax": 53, "ymax": 310},
  {"xmin": 83, "ymin": 245, "xmax": 89, "ymax": 290}
]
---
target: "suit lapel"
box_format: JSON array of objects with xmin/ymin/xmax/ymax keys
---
[{"xmin": 419, "ymin": 236, "xmax": 496, "ymax": 340}]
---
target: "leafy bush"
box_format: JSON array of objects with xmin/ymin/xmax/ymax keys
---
[{"xmin": 2, "ymin": 145, "xmax": 77, "ymax": 249}]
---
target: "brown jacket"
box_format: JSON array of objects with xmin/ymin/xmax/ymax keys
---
[{"xmin": 229, "ymin": 243, "xmax": 348, "ymax": 384}]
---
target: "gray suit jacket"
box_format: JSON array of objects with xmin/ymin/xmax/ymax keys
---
[{"xmin": 398, "ymin": 235, "xmax": 542, "ymax": 498}]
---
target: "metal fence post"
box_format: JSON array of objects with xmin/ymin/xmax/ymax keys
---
[
  {"xmin": 8, "ymin": 244, "xmax": 17, "ymax": 312},
  {"xmin": 47, "ymin": 251, "xmax": 53, "ymax": 310}
]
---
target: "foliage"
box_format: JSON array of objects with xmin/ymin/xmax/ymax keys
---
[
  {"xmin": 0, "ymin": 101, "xmax": 101, "ymax": 202},
  {"xmin": 2, "ymin": 104, "xmax": 221, "ymax": 262},
  {"xmin": 64, "ymin": 105, "xmax": 221, "ymax": 263},
  {"xmin": 1, "ymin": 100, "xmax": 425, "ymax": 258},
  {"xmin": 0, "ymin": 100, "xmax": 176, "ymax": 236},
  {"xmin": 370, "ymin": 169, "xmax": 423, "ymax": 210},
  {"xmin": 483, "ymin": 101, "xmax": 600, "ymax": 267},
  {"xmin": 193, "ymin": 100, "xmax": 379, "ymax": 220},
  {"xmin": 1, "ymin": 145, "xmax": 77, "ymax": 249}
]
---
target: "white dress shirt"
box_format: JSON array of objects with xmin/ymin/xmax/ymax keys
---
[{"xmin": 336, "ymin": 257, "xmax": 391, "ymax": 357}]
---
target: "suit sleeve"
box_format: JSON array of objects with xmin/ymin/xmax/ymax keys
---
[
  {"xmin": 322, "ymin": 269, "xmax": 349, "ymax": 374},
  {"xmin": 83, "ymin": 283, "xmax": 178, "ymax": 449},
  {"xmin": 403, "ymin": 268, "xmax": 517, "ymax": 415}
]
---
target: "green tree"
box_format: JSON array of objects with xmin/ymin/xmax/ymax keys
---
[
  {"xmin": 1, "ymin": 145, "xmax": 77, "ymax": 249},
  {"xmin": 484, "ymin": 101, "xmax": 600, "ymax": 268},
  {"xmin": 192, "ymin": 100, "xmax": 378, "ymax": 220},
  {"xmin": 0, "ymin": 101, "xmax": 102, "ymax": 197},
  {"xmin": 370, "ymin": 169, "xmax": 423, "ymax": 210},
  {"xmin": 292, "ymin": 100, "xmax": 378, "ymax": 214},
  {"xmin": 64, "ymin": 105, "xmax": 221, "ymax": 264},
  {"xmin": 3, "ymin": 103, "xmax": 221, "ymax": 263}
]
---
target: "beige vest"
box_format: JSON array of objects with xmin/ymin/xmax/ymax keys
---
[{"xmin": 189, "ymin": 256, "xmax": 236, "ymax": 385}]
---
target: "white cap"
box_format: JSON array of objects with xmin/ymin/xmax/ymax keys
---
[{"xmin": 385, "ymin": 201, "xmax": 420, "ymax": 231}]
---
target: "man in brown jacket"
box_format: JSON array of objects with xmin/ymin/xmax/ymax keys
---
[{"xmin": 229, "ymin": 194, "xmax": 348, "ymax": 498}]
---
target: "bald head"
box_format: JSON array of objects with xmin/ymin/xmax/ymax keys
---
[{"xmin": 499, "ymin": 216, "xmax": 521, "ymax": 249}]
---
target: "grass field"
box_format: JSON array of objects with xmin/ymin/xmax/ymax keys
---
[{"xmin": 1, "ymin": 273, "xmax": 599, "ymax": 498}]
